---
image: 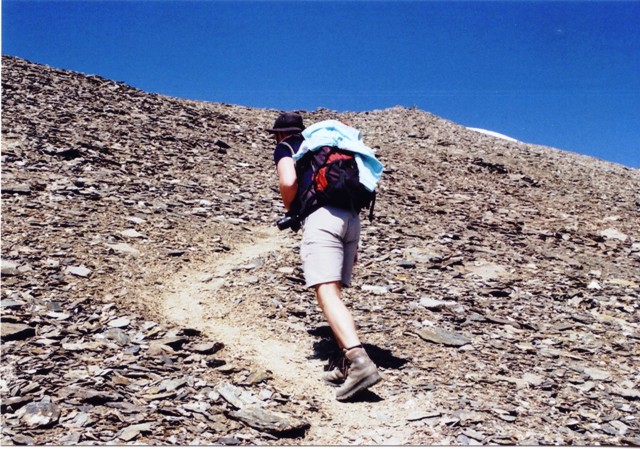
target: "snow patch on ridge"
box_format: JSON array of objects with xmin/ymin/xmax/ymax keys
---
[{"xmin": 467, "ymin": 127, "xmax": 519, "ymax": 142}]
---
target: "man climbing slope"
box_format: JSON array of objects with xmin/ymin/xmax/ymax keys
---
[{"xmin": 267, "ymin": 111, "xmax": 383, "ymax": 401}]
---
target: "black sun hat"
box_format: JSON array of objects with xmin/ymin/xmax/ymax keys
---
[{"xmin": 266, "ymin": 112, "xmax": 305, "ymax": 133}]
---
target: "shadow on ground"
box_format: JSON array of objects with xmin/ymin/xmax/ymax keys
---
[
  {"xmin": 343, "ymin": 389, "xmax": 385, "ymax": 403},
  {"xmin": 308, "ymin": 325, "xmax": 410, "ymax": 370}
]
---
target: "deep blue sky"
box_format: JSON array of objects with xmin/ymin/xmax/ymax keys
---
[{"xmin": 3, "ymin": 1, "xmax": 639, "ymax": 168}]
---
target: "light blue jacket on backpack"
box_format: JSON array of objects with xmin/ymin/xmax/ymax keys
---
[{"xmin": 293, "ymin": 120, "xmax": 384, "ymax": 192}]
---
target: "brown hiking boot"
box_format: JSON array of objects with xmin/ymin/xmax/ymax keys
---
[
  {"xmin": 322, "ymin": 354, "xmax": 348, "ymax": 386},
  {"xmin": 335, "ymin": 347, "xmax": 382, "ymax": 401},
  {"xmin": 322, "ymin": 366, "xmax": 347, "ymax": 385}
]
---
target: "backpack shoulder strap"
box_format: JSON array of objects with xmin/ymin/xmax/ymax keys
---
[{"xmin": 279, "ymin": 141, "xmax": 295, "ymax": 157}]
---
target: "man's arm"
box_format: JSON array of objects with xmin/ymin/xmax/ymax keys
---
[{"xmin": 277, "ymin": 157, "xmax": 297, "ymax": 211}]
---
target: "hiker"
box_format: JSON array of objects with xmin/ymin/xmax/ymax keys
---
[{"xmin": 268, "ymin": 111, "xmax": 383, "ymax": 401}]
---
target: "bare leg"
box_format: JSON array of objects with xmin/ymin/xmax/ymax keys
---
[{"xmin": 315, "ymin": 281, "xmax": 361, "ymax": 349}]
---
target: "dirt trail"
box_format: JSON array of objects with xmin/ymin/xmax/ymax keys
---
[{"xmin": 158, "ymin": 225, "xmax": 418, "ymax": 445}]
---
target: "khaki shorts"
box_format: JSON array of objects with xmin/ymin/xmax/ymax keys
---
[{"xmin": 300, "ymin": 205, "xmax": 361, "ymax": 288}]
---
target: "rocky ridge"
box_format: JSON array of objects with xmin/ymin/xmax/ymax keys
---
[{"xmin": 1, "ymin": 55, "xmax": 639, "ymax": 445}]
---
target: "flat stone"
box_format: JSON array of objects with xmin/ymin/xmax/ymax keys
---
[
  {"xmin": 192, "ymin": 341, "xmax": 224, "ymax": 354},
  {"xmin": 59, "ymin": 433, "xmax": 81, "ymax": 445},
  {"xmin": 3, "ymin": 395, "xmax": 34, "ymax": 411},
  {"xmin": 259, "ymin": 389, "xmax": 273, "ymax": 401},
  {"xmin": 160, "ymin": 377, "xmax": 188, "ymax": 392},
  {"xmin": 47, "ymin": 312, "xmax": 71, "ymax": 320},
  {"xmin": 1, "ymin": 298, "xmax": 25, "ymax": 309},
  {"xmin": 405, "ymin": 247, "xmax": 442, "ymax": 263},
  {"xmin": 11, "ymin": 434, "xmax": 35, "ymax": 445},
  {"xmin": 463, "ymin": 312, "xmax": 487, "ymax": 323},
  {"xmin": 107, "ymin": 242, "xmax": 140, "ymax": 257},
  {"xmin": 62, "ymin": 341, "xmax": 103, "ymax": 351},
  {"xmin": 217, "ymin": 382, "xmax": 249, "ymax": 409},
  {"xmin": 456, "ymin": 410, "xmax": 485, "ymax": 424},
  {"xmin": 106, "ymin": 328, "xmax": 131, "ymax": 345},
  {"xmin": 522, "ymin": 373, "xmax": 545, "ymax": 386},
  {"xmin": 65, "ymin": 265, "xmax": 92, "ymax": 277},
  {"xmin": 587, "ymin": 280, "xmax": 602, "ymax": 290},
  {"xmin": 463, "ymin": 260, "xmax": 509, "ymax": 280},
  {"xmin": 622, "ymin": 437, "xmax": 640, "ymax": 446},
  {"xmin": 125, "ymin": 216, "xmax": 146, "ymax": 224},
  {"xmin": 361, "ymin": 284, "xmax": 389, "ymax": 295},
  {"xmin": 398, "ymin": 260, "xmax": 416, "ymax": 268},
  {"xmin": 228, "ymin": 405, "xmax": 310, "ymax": 435},
  {"xmin": 119, "ymin": 422, "xmax": 154, "ymax": 442},
  {"xmin": 580, "ymin": 366, "xmax": 612, "ymax": 381},
  {"xmin": 462, "ymin": 428, "xmax": 486, "ymax": 441},
  {"xmin": 17, "ymin": 401, "xmax": 61, "ymax": 428},
  {"xmin": 3, "ymin": 183, "xmax": 31, "ymax": 194},
  {"xmin": 599, "ymin": 228, "xmax": 628, "ymax": 241},
  {"xmin": 120, "ymin": 228, "xmax": 145, "ymax": 238},
  {"xmin": 245, "ymin": 370, "xmax": 272, "ymax": 385},
  {"xmin": 1, "ymin": 323, "xmax": 36, "ymax": 341},
  {"xmin": 108, "ymin": 317, "xmax": 131, "ymax": 328},
  {"xmin": 157, "ymin": 335, "xmax": 189, "ymax": 349},
  {"xmin": 416, "ymin": 327, "xmax": 471, "ymax": 347},
  {"xmin": 65, "ymin": 412, "xmax": 91, "ymax": 428},
  {"xmin": 148, "ymin": 342, "xmax": 175, "ymax": 355},
  {"xmin": 1, "ymin": 259, "xmax": 21, "ymax": 276},
  {"xmin": 606, "ymin": 278, "xmax": 639, "ymax": 289},
  {"xmin": 419, "ymin": 296, "xmax": 455, "ymax": 310},
  {"xmin": 238, "ymin": 260, "xmax": 263, "ymax": 270},
  {"xmin": 141, "ymin": 391, "xmax": 177, "ymax": 401},
  {"xmin": 611, "ymin": 388, "xmax": 640, "ymax": 400},
  {"xmin": 217, "ymin": 436, "xmax": 241, "ymax": 445},
  {"xmin": 497, "ymin": 414, "xmax": 517, "ymax": 422},
  {"xmin": 406, "ymin": 410, "xmax": 441, "ymax": 421}
]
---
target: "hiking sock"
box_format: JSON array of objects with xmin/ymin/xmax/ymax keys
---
[{"xmin": 344, "ymin": 344, "xmax": 364, "ymax": 352}]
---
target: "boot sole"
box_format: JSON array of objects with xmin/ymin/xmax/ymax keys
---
[{"xmin": 336, "ymin": 372, "xmax": 382, "ymax": 401}]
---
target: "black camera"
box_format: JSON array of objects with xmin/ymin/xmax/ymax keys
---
[{"xmin": 276, "ymin": 214, "xmax": 300, "ymax": 232}]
